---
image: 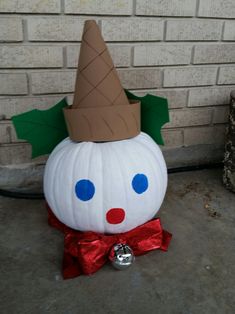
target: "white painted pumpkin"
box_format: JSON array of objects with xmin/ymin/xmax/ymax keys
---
[{"xmin": 44, "ymin": 132, "xmax": 167, "ymax": 234}]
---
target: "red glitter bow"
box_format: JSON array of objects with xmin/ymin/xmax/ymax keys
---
[{"xmin": 47, "ymin": 205, "xmax": 172, "ymax": 279}]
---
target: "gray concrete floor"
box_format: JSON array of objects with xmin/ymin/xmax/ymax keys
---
[{"xmin": 0, "ymin": 169, "xmax": 235, "ymax": 314}]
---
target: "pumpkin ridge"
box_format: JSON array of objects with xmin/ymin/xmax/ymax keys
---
[
  {"xmin": 110, "ymin": 142, "xmax": 129, "ymax": 233},
  {"xmin": 86, "ymin": 142, "xmax": 95, "ymax": 231},
  {"xmin": 133, "ymin": 133, "xmax": 167, "ymax": 208},
  {"xmin": 100, "ymin": 142, "xmax": 107, "ymax": 232},
  {"xmin": 127, "ymin": 136, "xmax": 162, "ymax": 221},
  {"xmin": 71, "ymin": 142, "xmax": 84, "ymax": 229},
  {"xmin": 135, "ymin": 133, "xmax": 166, "ymax": 188},
  {"xmin": 52, "ymin": 143, "xmax": 71, "ymax": 224}
]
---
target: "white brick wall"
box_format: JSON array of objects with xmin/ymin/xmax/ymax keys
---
[
  {"xmin": 31, "ymin": 71, "xmax": 76, "ymax": 94},
  {"xmin": 161, "ymin": 129, "xmax": 183, "ymax": 147},
  {"xmin": 101, "ymin": 19, "xmax": 164, "ymax": 41},
  {"xmin": 166, "ymin": 108, "xmax": 213, "ymax": 128},
  {"xmin": 223, "ymin": 21, "xmax": 235, "ymax": 41},
  {"xmin": 163, "ymin": 67, "xmax": 217, "ymax": 87},
  {"xmin": 117, "ymin": 68, "xmax": 162, "ymax": 89},
  {"xmin": 166, "ymin": 20, "xmax": 223, "ymax": 41},
  {"xmin": 133, "ymin": 44, "xmax": 192, "ymax": 66},
  {"xmin": 188, "ymin": 86, "xmax": 234, "ymax": 107},
  {"xmin": 184, "ymin": 125, "xmax": 226, "ymax": 146},
  {"xmin": 0, "ymin": 73, "xmax": 28, "ymax": 95},
  {"xmin": 0, "ymin": 46, "xmax": 63, "ymax": 68},
  {"xmin": 218, "ymin": 67, "xmax": 235, "ymax": 85},
  {"xmin": 0, "ymin": 0, "xmax": 60, "ymax": 13},
  {"xmin": 135, "ymin": 0, "xmax": 196, "ymax": 17},
  {"xmin": 0, "ymin": 0, "xmax": 235, "ymax": 167},
  {"xmin": 0, "ymin": 17, "xmax": 23, "ymax": 42},
  {"xmin": 198, "ymin": 0, "xmax": 235, "ymax": 19},
  {"xmin": 65, "ymin": 0, "xmax": 133, "ymax": 15},
  {"xmin": 28, "ymin": 17, "xmax": 86, "ymax": 41},
  {"xmin": 193, "ymin": 44, "xmax": 235, "ymax": 64}
]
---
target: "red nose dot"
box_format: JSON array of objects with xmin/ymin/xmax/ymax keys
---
[{"xmin": 106, "ymin": 208, "xmax": 125, "ymax": 224}]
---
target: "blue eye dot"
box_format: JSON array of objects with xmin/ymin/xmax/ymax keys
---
[
  {"xmin": 132, "ymin": 174, "xmax": 148, "ymax": 194},
  {"xmin": 75, "ymin": 179, "xmax": 95, "ymax": 201}
]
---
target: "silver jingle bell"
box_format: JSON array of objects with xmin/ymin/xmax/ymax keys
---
[{"xmin": 111, "ymin": 243, "xmax": 135, "ymax": 270}]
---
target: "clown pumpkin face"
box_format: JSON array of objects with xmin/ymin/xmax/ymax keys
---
[{"xmin": 44, "ymin": 132, "xmax": 167, "ymax": 234}]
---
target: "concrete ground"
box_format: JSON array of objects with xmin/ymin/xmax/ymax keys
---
[{"xmin": 0, "ymin": 169, "xmax": 235, "ymax": 314}]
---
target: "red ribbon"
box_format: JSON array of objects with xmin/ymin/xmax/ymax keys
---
[{"xmin": 47, "ymin": 204, "xmax": 172, "ymax": 279}]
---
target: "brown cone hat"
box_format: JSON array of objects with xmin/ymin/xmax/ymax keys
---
[{"xmin": 63, "ymin": 20, "xmax": 140, "ymax": 142}]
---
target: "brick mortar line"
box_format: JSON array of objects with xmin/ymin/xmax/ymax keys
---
[
  {"xmin": 0, "ymin": 104, "xmax": 229, "ymax": 114},
  {"xmin": 0, "ymin": 142, "xmax": 32, "ymax": 147},
  {"xmin": 195, "ymin": 0, "xmax": 200, "ymax": 17},
  {"xmin": 163, "ymin": 20, "xmax": 167, "ymax": 41},
  {"xmin": 182, "ymin": 128, "xmax": 185, "ymax": 146},
  {"xmin": 164, "ymin": 123, "xmax": 214, "ymax": 130},
  {"xmin": 130, "ymin": 46, "xmax": 134, "ymax": 67},
  {"xmin": 62, "ymin": 46, "xmax": 67, "ymax": 68},
  {"xmin": 0, "ymin": 136, "xmax": 227, "ymax": 147},
  {"xmin": 132, "ymin": 0, "xmax": 136, "ymax": 16},
  {"xmin": 0, "ymin": 93, "xmax": 30, "ymax": 97},
  {"xmin": 216, "ymin": 67, "xmax": 221, "ymax": 85},
  {"xmin": 2, "ymin": 120, "xmax": 225, "ymax": 129},
  {"xmin": 130, "ymin": 85, "xmax": 235, "ymax": 91},
  {"xmin": 3, "ymin": 41, "xmax": 233, "ymax": 45},
  {"xmin": 190, "ymin": 45, "xmax": 195, "ymax": 64},
  {"xmin": 211, "ymin": 108, "xmax": 216, "ymax": 125},
  {"xmin": 22, "ymin": 18, "xmax": 28, "ymax": 42},
  {"xmin": 221, "ymin": 20, "xmax": 226, "ymax": 40},
  {"xmin": 1, "ymin": 14, "xmax": 234, "ymax": 23},
  {"xmin": 1, "ymin": 85, "xmax": 234, "ymax": 96},
  {"xmin": 1, "ymin": 121, "xmax": 228, "ymax": 128},
  {"xmin": 60, "ymin": 0, "xmax": 64, "ymax": 14},
  {"xmin": 25, "ymin": 89, "xmax": 235, "ymax": 97},
  {"xmin": 0, "ymin": 13, "xmax": 60, "ymax": 16},
  {"xmin": 106, "ymin": 40, "xmax": 233, "ymax": 44},
  {"xmin": 182, "ymin": 123, "xmax": 228, "ymax": 129},
  {"xmin": 131, "ymin": 15, "xmax": 234, "ymax": 21},
  {"xmin": 185, "ymin": 89, "xmax": 190, "ymax": 107},
  {"xmin": 26, "ymin": 72, "xmax": 31, "ymax": 96},
  {"xmin": 27, "ymin": 84, "xmax": 233, "ymax": 96},
  {"xmin": 161, "ymin": 70, "xmax": 164, "ymax": 89},
  {"xmin": 0, "ymin": 13, "xmax": 233, "ymax": 21},
  {"xmin": 1, "ymin": 39, "xmax": 234, "ymax": 44},
  {"xmin": 0, "ymin": 94, "xmax": 72, "ymax": 99},
  {"xmin": 0, "ymin": 85, "xmax": 234, "ymax": 98},
  {"xmin": 1, "ymin": 64, "xmax": 234, "ymax": 71}
]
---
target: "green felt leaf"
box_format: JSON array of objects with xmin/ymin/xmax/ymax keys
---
[
  {"xmin": 125, "ymin": 90, "xmax": 169, "ymax": 145},
  {"xmin": 11, "ymin": 90, "xmax": 169, "ymax": 158},
  {"xmin": 12, "ymin": 98, "xmax": 69, "ymax": 158}
]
